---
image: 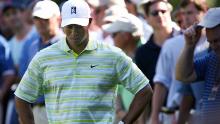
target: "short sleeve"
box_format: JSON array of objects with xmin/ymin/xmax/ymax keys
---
[
  {"xmin": 153, "ymin": 42, "xmax": 172, "ymax": 89},
  {"xmin": 15, "ymin": 53, "xmax": 44, "ymax": 103},
  {"xmin": 115, "ymin": 52, "xmax": 150, "ymax": 94}
]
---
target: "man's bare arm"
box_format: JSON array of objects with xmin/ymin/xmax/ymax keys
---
[
  {"xmin": 0, "ymin": 75, "xmax": 15, "ymax": 102},
  {"xmin": 176, "ymin": 25, "xmax": 202, "ymax": 82},
  {"xmin": 150, "ymin": 83, "xmax": 167, "ymax": 124},
  {"xmin": 122, "ymin": 85, "xmax": 153, "ymax": 124},
  {"xmin": 15, "ymin": 96, "xmax": 35, "ymax": 124}
]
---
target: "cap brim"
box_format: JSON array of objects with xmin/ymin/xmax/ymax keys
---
[
  {"xmin": 103, "ymin": 16, "xmax": 117, "ymax": 23},
  {"xmin": 61, "ymin": 18, "xmax": 90, "ymax": 27},
  {"xmin": 102, "ymin": 23, "xmax": 118, "ymax": 33},
  {"xmin": 33, "ymin": 11, "xmax": 52, "ymax": 19},
  {"xmin": 198, "ymin": 20, "xmax": 219, "ymax": 28}
]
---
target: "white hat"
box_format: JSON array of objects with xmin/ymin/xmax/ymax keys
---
[
  {"xmin": 32, "ymin": 0, "xmax": 60, "ymax": 19},
  {"xmin": 87, "ymin": 0, "xmax": 126, "ymax": 8},
  {"xmin": 109, "ymin": 0, "xmax": 126, "ymax": 7},
  {"xmin": 86, "ymin": 0, "xmax": 109, "ymax": 7},
  {"xmin": 103, "ymin": 14, "xmax": 143, "ymax": 36},
  {"xmin": 61, "ymin": 0, "xmax": 91, "ymax": 27},
  {"xmin": 103, "ymin": 5, "xmax": 128, "ymax": 22},
  {"xmin": 198, "ymin": 7, "xmax": 220, "ymax": 28}
]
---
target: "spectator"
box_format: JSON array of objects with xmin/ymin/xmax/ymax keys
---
[
  {"xmin": 0, "ymin": 1, "xmax": 13, "ymax": 40},
  {"xmin": 176, "ymin": 7, "xmax": 220, "ymax": 124},
  {"xmin": 124, "ymin": 0, "xmax": 153, "ymax": 43},
  {"xmin": 102, "ymin": 5, "xmax": 129, "ymax": 45},
  {"xmin": 104, "ymin": 13, "xmax": 147, "ymax": 124},
  {"xmin": 2, "ymin": 3, "xmax": 38, "ymax": 68},
  {"xmin": 15, "ymin": 1, "xmax": 153, "ymax": 124},
  {"xmin": 135, "ymin": 0, "xmax": 180, "ymax": 88},
  {"xmin": 18, "ymin": 0, "xmax": 63, "ymax": 124},
  {"xmin": 151, "ymin": 0, "xmax": 208, "ymax": 124},
  {"xmin": 86, "ymin": 0, "xmax": 127, "ymax": 45},
  {"xmin": 0, "ymin": 35, "xmax": 15, "ymax": 124},
  {"xmin": 1, "ymin": 2, "xmax": 39, "ymax": 124},
  {"xmin": 176, "ymin": 0, "xmax": 208, "ymax": 123}
]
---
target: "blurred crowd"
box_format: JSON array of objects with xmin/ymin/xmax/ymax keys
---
[{"xmin": 0, "ymin": 0, "xmax": 220, "ymax": 124}]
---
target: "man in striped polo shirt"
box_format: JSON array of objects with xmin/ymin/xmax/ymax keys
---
[{"xmin": 14, "ymin": 0, "xmax": 153, "ymax": 124}]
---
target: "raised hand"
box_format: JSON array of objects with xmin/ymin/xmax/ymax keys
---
[{"xmin": 183, "ymin": 24, "xmax": 203, "ymax": 47}]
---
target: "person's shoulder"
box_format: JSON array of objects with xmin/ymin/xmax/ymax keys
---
[
  {"xmin": 163, "ymin": 35, "xmax": 184, "ymax": 49},
  {"xmin": 195, "ymin": 50, "xmax": 214, "ymax": 63},
  {"xmin": 0, "ymin": 35, "xmax": 8, "ymax": 48},
  {"xmin": 138, "ymin": 42, "xmax": 148, "ymax": 49},
  {"xmin": 0, "ymin": 35, "xmax": 10, "ymax": 56},
  {"xmin": 25, "ymin": 37, "xmax": 40, "ymax": 48}
]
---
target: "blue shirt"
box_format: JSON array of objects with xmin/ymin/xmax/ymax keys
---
[
  {"xmin": 0, "ymin": 35, "xmax": 15, "ymax": 86},
  {"xmin": 19, "ymin": 32, "xmax": 64, "ymax": 104},
  {"xmin": 195, "ymin": 51, "xmax": 220, "ymax": 122},
  {"xmin": 9, "ymin": 26, "xmax": 39, "ymax": 65},
  {"xmin": 178, "ymin": 49, "xmax": 210, "ymax": 110}
]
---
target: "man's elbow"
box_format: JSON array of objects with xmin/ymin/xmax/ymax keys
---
[
  {"xmin": 175, "ymin": 72, "xmax": 197, "ymax": 83},
  {"xmin": 142, "ymin": 85, "xmax": 153, "ymax": 100}
]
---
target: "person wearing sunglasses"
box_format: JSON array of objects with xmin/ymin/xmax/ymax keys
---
[{"xmin": 135, "ymin": 0, "xmax": 181, "ymax": 123}]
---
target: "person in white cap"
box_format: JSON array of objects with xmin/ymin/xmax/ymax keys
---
[
  {"xmin": 15, "ymin": 0, "xmax": 64, "ymax": 124},
  {"xmin": 104, "ymin": 13, "xmax": 148, "ymax": 124},
  {"xmin": 176, "ymin": 7, "xmax": 220, "ymax": 124},
  {"xmin": 14, "ymin": 0, "xmax": 153, "ymax": 124},
  {"xmin": 104, "ymin": 13, "xmax": 143, "ymax": 58},
  {"xmin": 86, "ymin": 0, "xmax": 127, "ymax": 45}
]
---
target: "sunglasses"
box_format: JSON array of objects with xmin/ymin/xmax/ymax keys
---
[{"xmin": 150, "ymin": 10, "xmax": 167, "ymax": 16}]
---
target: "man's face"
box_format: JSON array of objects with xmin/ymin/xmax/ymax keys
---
[
  {"xmin": 3, "ymin": 8, "xmax": 23, "ymax": 30},
  {"xmin": 112, "ymin": 32, "xmax": 128, "ymax": 48},
  {"xmin": 182, "ymin": 3, "xmax": 204, "ymax": 28},
  {"xmin": 33, "ymin": 16, "xmax": 59, "ymax": 37},
  {"xmin": 147, "ymin": 2, "xmax": 171, "ymax": 29},
  {"xmin": 206, "ymin": 26, "xmax": 220, "ymax": 56},
  {"xmin": 63, "ymin": 24, "xmax": 89, "ymax": 45}
]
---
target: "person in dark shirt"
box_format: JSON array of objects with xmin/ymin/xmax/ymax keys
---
[{"xmin": 135, "ymin": 0, "xmax": 180, "ymax": 87}]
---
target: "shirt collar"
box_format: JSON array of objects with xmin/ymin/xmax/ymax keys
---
[{"xmin": 59, "ymin": 37, "xmax": 97, "ymax": 53}]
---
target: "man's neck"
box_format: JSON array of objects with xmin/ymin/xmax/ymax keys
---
[
  {"xmin": 67, "ymin": 38, "xmax": 89, "ymax": 54},
  {"xmin": 15, "ymin": 24, "xmax": 31, "ymax": 41},
  {"xmin": 153, "ymin": 27, "xmax": 173, "ymax": 47},
  {"xmin": 41, "ymin": 34, "xmax": 56, "ymax": 44},
  {"xmin": 123, "ymin": 41, "xmax": 137, "ymax": 58},
  {"xmin": 41, "ymin": 29, "xmax": 59, "ymax": 44}
]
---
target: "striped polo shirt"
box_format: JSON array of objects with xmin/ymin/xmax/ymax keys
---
[
  {"xmin": 195, "ymin": 51, "xmax": 220, "ymax": 123},
  {"xmin": 15, "ymin": 38, "xmax": 149, "ymax": 124}
]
